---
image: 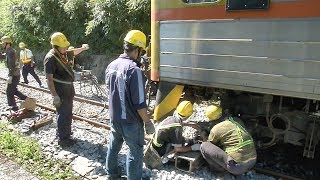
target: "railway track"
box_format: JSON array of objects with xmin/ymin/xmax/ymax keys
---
[
  {"xmin": 0, "ymin": 77, "xmax": 107, "ymax": 107},
  {"xmin": 0, "ymin": 75, "xmax": 309, "ymax": 179},
  {"xmin": 0, "ymin": 76, "xmax": 110, "ymax": 126}
]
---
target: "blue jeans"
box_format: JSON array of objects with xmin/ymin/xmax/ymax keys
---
[{"xmin": 106, "ymin": 119, "xmax": 144, "ymax": 180}]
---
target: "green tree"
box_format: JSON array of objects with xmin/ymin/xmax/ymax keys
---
[{"xmin": 0, "ymin": 0, "xmax": 150, "ymax": 55}]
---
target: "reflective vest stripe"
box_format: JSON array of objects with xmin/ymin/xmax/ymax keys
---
[
  {"xmin": 153, "ymin": 122, "xmax": 182, "ymax": 147},
  {"xmin": 225, "ymin": 117, "xmax": 254, "ymax": 154},
  {"xmin": 53, "ymin": 78, "xmax": 73, "ymax": 85},
  {"xmin": 22, "ymin": 50, "xmax": 32, "ymax": 64}
]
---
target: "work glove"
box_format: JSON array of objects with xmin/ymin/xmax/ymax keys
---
[
  {"xmin": 82, "ymin": 44, "xmax": 89, "ymax": 50},
  {"xmin": 144, "ymin": 120, "xmax": 155, "ymax": 134},
  {"xmin": 53, "ymin": 95, "xmax": 61, "ymax": 108},
  {"xmin": 7, "ymin": 76, "xmax": 12, "ymax": 84},
  {"xmin": 191, "ymin": 144, "xmax": 201, "ymax": 151}
]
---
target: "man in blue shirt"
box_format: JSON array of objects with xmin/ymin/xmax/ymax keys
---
[{"xmin": 105, "ymin": 30, "xmax": 155, "ymax": 180}]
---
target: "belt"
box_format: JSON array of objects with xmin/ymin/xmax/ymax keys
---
[{"xmin": 53, "ymin": 78, "xmax": 73, "ymax": 85}]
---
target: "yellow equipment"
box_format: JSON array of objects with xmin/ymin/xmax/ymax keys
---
[
  {"xmin": 206, "ymin": 105, "xmax": 222, "ymax": 121},
  {"xmin": 176, "ymin": 101, "xmax": 193, "ymax": 117},
  {"xmin": 50, "ymin": 32, "xmax": 70, "ymax": 48},
  {"xmin": 124, "ymin": 30, "xmax": 146, "ymax": 50}
]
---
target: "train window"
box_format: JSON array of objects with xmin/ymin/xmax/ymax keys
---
[
  {"xmin": 182, "ymin": 0, "xmax": 218, "ymax": 3},
  {"xmin": 226, "ymin": 0, "xmax": 269, "ymax": 11}
]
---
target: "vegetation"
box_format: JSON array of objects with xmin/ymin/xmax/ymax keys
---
[
  {"xmin": 0, "ymin": 123, "xmax": 75, "ymax": 179},
  {"xmin": 0, "ymin": 0, "xmax": 150, "ymax": 54}
]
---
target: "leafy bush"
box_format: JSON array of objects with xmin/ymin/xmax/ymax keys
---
[{"xmin": 0, "ymin": 0, "xmax": 150, "ymax": 55}]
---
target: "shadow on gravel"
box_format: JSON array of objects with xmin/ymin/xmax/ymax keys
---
[{"xmin": 62, "ymin": 138, "xmax": 106, "ymax": 162}]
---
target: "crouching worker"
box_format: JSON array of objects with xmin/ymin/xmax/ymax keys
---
[
  {"xmin": 200, "ymin": 105, "xmax": 257, "ymax": 175},
  {"xmin": 144, "ymin": 101, "xmax": 201, "ymax": 169}
]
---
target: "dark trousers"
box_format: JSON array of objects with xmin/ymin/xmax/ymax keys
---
[
  {"xmin": 200, "ymin": 142, "xmax": 256, "ymax": 175},
  {"xmin": 6, "ymin": 75, "xmax": 27, "ymax": 107},
  {"xmin": 22, "ymin": 64, "xmax": 41, "ymax": 85},
  {"xmin": 55, "ymin": 83, "xmax": 75, "ymax": 140}
]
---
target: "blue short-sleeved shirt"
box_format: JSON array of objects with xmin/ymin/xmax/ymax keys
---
[{"xmin": 105, "ymin": 53, "xmax": 147, "ymax": 122}]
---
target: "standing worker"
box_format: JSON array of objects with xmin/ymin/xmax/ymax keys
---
[
  {"xmin": 1, "ymin": 36, "xmax": 28, "ymax": 112},
  {"xmin": 44, "ymin": 32, "xmax": 89, "ymax": 147},
  {"xmin": 19, "ymin": 42, "xmax": 42, "ymax": 87},
  {"xmin": 200, "ymin": 105, "xmax": 257, "ymax": 175},
  {"xmin": 105, "ymin": 30, "xmax": 155, "ymax": 180}
]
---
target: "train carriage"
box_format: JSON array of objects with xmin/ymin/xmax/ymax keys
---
[{"xmin": 151, "ymin": 0, "xmax": 320, "ymax": 159}]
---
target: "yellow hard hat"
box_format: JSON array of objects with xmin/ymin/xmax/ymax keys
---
[
  {"xmin": 124, "ymin": 30, "xmax": 146, "ymax": 50},
  {"xmin": 19, "ymin": 42, "xmax": 26, "ymax": 48},
  {"xmin": 206, "ymin": 105, "xmax": 222, "ymax": 121},
  {"xmin": 1, "ymin": 36, "xmax": 12, "ymax": 44},
  {"xmin": 176, "ymin": 101, "xmax": 193, "ymax": 117},
  {"xmin": 50, "ymin": 32, "xmax": 70, "ymax": 48}
]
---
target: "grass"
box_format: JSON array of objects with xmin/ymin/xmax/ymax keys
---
[{"xmin": 0, "ymin": 122, "xmax": 76, "ymax": 180}]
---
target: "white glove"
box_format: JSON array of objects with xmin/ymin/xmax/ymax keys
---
[
  {"xmin": 53, "ymin": 96, "xmax": 61, "ymax": 108},
  {"xmin": 191, "ymin": 144, "xmax": 201, "ymax": 151},
  {"xmin": 82, "ymin": 44, "xmax": 89, "ymax": 50},
  {"xmin": 144, "ymin": 121, "xmax": 155, "ymax": 135},
  {"xmin": 7, "ymin": 76, "xmax": 12, "ymax": 84}
]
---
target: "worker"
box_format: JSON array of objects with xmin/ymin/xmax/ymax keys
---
[
  {"xmin": 1, "ymin": 36, "xmax": 28, "ymax": 112},
  {"xmin": 151, "ymin": 101, "xmax": 201, "ymax": 158},
  {"xmin": 200, "ymin": 105, "xmax": 257, "ymax": 175},
  {"xmin": 105, "ymin": 30, "xmax": 155, "ymax": 180},
  {"xmin": 19, "ymin": 42, "xmax": 42, "ymax": 87},
  {"xmin": 44, "ymin": 32, "xmax": 89, "ymax": 147}
]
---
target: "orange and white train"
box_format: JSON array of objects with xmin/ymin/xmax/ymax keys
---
[{"xmin": 150, "ymin": 0, "xmax": 320, "ymax": 158}]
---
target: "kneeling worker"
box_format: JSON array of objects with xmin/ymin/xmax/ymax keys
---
[
  {"xmin": 152, "ymin": 101, "xmax": 201, "ymax": 157},
  {"xmin": 200, "ymin": 105, "xmax": 257, "ymax": 175}
]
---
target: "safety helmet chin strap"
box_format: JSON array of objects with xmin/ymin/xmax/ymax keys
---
[
  {"xmin": 54, "ymin": 46, "xmax": 67, "ymax": 57},
  {"xmin": 174, "ymin": 111, "xmax": 188, "ymax": 121},
  {"xmin": 131, "ymin": 47, "xmax": 144, "ymax": 68}
]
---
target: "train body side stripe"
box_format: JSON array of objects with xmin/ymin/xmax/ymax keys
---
[{"xmin": 152, "ymin": 0, "xmax": 320, "ymax": 21}]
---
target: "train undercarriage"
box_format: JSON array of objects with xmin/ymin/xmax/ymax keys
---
[{"xmin": 159, "ymin": 84, "xmax": 320, "ymax": 159}]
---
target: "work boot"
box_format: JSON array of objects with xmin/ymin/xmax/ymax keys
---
[{"xmin": 58, "ymin": 138, "xmax": 77, "ymax": 147}]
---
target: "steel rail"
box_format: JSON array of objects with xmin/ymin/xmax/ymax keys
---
[
  {"xmin": 254, "ymin": 167, "xmax": 303, "ymax": 180},
  {"xmin": 36, "ymin": 103, "xmax": 110, "ymax": 130},
  {"xmin": 0, "ymin": 90, "xmax": 110, "ymax": 130},
  {"xmin": 0, "ymin": 77, "xmax": 108, "ymax": 108}
]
